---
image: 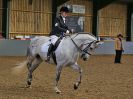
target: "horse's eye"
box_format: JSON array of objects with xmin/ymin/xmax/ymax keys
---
[{"xmin": 90, "ymin": 47, "xmax": 93, "ymax": 50}]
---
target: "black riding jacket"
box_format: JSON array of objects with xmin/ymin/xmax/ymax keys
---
[{"xmin": 50, "ymin": 15, "xmax": 69, "ymax": 37}]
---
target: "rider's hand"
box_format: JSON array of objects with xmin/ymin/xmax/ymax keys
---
[
  {"xmin": 66, "ymin": 30, "xmax": 70, "ymax": 34},
  {"xmin": 70, "ymin": 29, "xmax": 74, "ymax": 33}
]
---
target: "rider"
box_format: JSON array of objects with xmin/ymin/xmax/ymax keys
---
[{"xmin": 45, "ymin": 6, "xmax": 71, "ymax": 62}]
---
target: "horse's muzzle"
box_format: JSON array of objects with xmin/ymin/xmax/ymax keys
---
[{"xmin": 83, "ymin": 57, "xmax": 88, "ymax": 61}]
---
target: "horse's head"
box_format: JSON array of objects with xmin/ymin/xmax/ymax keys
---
[
  {"xmin": 70, "ymin": 33, "xmax": 103, "ymax": 61},
  {"xmin": 80, "ymin": 41, "xmax": 95, "ymax": 61},
  {"xmin": 81, "ymin": 40, "xmax": 103, "ymax": 61},
  {"xmin": 79, "ymin": 34, "xmax": 103, "ymax": 61}
]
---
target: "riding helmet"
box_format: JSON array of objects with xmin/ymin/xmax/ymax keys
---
[{"xmin": 60, "ymin": 6, "xmax": 69, "ymax": 13}]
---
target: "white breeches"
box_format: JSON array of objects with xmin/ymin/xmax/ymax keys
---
[{"xmin": 50, "ymin": 35, "xmax": 59, "ymax": 45}]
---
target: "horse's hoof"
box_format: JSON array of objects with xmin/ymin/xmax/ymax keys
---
[
  {"xmin": 74, "ymin": 84, "xmax": 78, "ymax": 90},
  {"xmin": 56, "ymin": 91, "xmax": 61, "ymax": 94},
  {"xmin": 27, "ymin": 81, "xmax": 31, "ymax": 85},
  {"xmin": 25, "ymin": 84, "xmax": 31, "ymax": 88},
  {"xmin": 55, "ymin": 87, "xmax": 61, "ymax": 94}
]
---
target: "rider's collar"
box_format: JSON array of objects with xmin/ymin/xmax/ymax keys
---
[{"xmin": 61, "ymin": 15, "xmax": 66, "ymax": 20}]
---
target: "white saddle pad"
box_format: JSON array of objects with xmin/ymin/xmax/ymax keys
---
[{"xmin": 41, "ymin": 40, "xmax": 51, "ymax": 53}]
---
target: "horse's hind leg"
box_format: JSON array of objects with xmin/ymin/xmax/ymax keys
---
[
  {"xmin": 26, "ymin": 55, "xmax": 42, "ymax": 87},
  {"xmin": 71, "ymin": 62, "xmax": 82, "ymax": 90},
  {"xmin": 26, "ymin": 46, "xmax": 33, "ymax": 69},
  {"xmin": 27, "ymin": 56, "xmax": 34, "ymax": 70}
]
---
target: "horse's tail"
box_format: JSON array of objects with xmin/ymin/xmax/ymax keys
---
[
  {"xmin": 27, "ymin": 46, "xmax": 31, "ymax": 57},
  {"xmin": 11, "ymin": 60, "xmax": 27, "ymax": 75},
  {"xmin": 11, "ymin": 47, "xmax": 31, "ymax": 75},
  {"xmin": 12, "ymin": 45, "xmax": 34, "ymax": 75}
]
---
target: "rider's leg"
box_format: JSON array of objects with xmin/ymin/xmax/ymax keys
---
[
  {"xmin": 45, "ymin": 35, "xmax": 58, "ymax": 62},
  {"xmin": 45, "ymin": 43, "xmax": 54, "ymax": 62}
]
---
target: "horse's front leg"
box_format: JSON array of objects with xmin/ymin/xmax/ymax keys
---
[
  {"xmin": 54, "ymin": 65, "xmax": 62, "ymax": 94},
  {"xmin": 71, "ymin": 62, "xmax": 82, "ymax": 90}
]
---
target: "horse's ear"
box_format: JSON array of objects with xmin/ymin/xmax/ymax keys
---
[
  {"xmin": 95, "ymin": 40, "xmax": 100, "ymax": 43},
  {"xmin": 95, "ymin": 40, "xmax": 104, "ymax": 45}
]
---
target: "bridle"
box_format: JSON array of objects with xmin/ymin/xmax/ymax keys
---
[{"xmin": 69, "ymin": 34, "xmax": 96, "ymax": 55}]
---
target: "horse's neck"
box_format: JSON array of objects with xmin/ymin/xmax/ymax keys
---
[
  {"xmin": 61, "ymin": 37, "xmax": 79, "ymax": 53},
  {"xmin": 62, "ymin": 34, "xmax": 96, "ymax": 50},
  {"xmin": 59, "ymin": 38, "xmax": 80, "ymax": 61},
  {"xmin": 72, "ymin": 34, "xmax": 94, "ymax": 46}
]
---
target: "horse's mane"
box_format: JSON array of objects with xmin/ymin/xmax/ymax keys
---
[{"xmin": 70, "ymin": 32, "xmax": 97, "ymax": 40}]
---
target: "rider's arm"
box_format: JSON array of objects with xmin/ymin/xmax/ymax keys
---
[{"xmin": 54, "ymin": 17, "xmax": 69, "ymax": 33}]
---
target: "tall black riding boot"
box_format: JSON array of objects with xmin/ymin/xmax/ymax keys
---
[{"xmin": 45, "ymin": 44, "xmax": 54, "ymax": 62}]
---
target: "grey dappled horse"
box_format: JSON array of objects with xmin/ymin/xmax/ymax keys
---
[{"xmin": 17, "ymin": 33, "xmax": 102, "ymax": 93}]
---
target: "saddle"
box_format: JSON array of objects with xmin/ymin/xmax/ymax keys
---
[
  {"xmin": 50, "ymin": 36, "xmax": 63, "ymax": 64},
  {"xmin": 51, "ymin": 36, "xmax": 63, "ymax": 51}
]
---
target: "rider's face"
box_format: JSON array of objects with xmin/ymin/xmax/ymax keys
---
[{"xmin": 61, "ymin": 12, "xmax": 68, "ymax": 17}]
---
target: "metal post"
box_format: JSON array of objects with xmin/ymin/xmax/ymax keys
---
[
  {"xmin": 52, "ymin": 0, "xmax": 57, "ymax": 29},
  {"xmin": 92, "ymin": 1, "xmax": 98, "ymax": 37},
  {"xmin": 2, "ymin": 0, "xmax": 9, "ymax": 39},
  {"xmin": 131, "ymin": 13, "xmax": 133, "ymax": 41},
  {"xmin": 126, "ymin": 4, "xmax": 133, "ymax": 41},
  {"xmin": 6, "ymin": 5, "xmax": 9, "ymax": 39}
]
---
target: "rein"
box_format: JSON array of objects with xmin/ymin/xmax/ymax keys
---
[{"xmin": 69, "ymin": 34, "xmax": 96, "ymax": 55}]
